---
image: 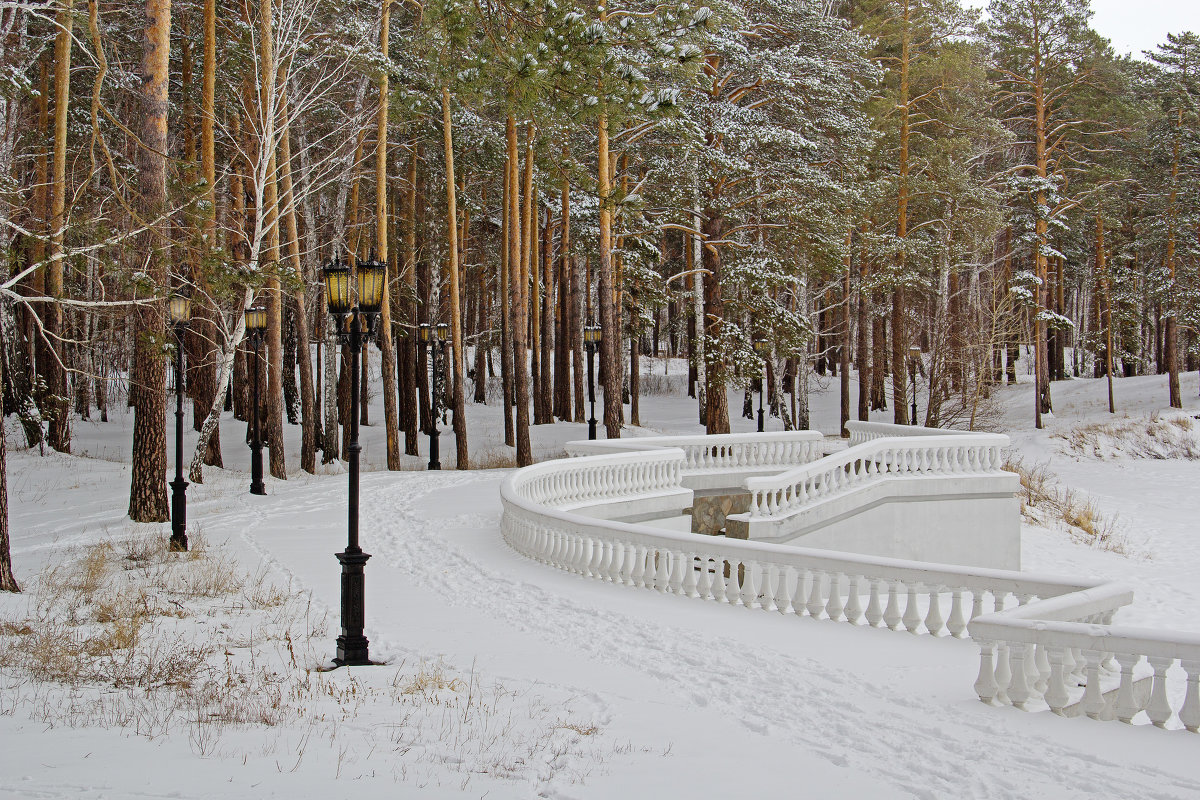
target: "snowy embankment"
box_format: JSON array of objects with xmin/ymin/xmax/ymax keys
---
[{"xmin": 4, "ymin": 359, "xmax": 1200, "ymax": 798}]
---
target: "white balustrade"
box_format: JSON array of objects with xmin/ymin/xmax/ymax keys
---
[
  {"xmin": 566, "ymin": 431, "xmax": 826, "ymax": 474},
  {"xmin": 744, "ymin": 432, "xmax": 1009, "ymax": 521},
  {"xmin": 845, "ymin": 420, "xmax": 983, "ymax": 446},
  {"xmin": 504, "ymin": 430, "xmax": 1196, "ymax": 734}
]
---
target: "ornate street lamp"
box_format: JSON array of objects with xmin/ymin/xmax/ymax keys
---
[
  {"xmin": 583, "ymin": 324, "xmax": 602, "ymax": 440},
  {"xmin": 753, "ymin": 339, "xmax": 770, "ymax": 433},
  {"xmin": 418, "ymin": 323, "xmax": 449, "ymax": 470},
  {"xmin": 244, "ymin": 305, "xmax": 268, "ymax": 496},
  {"xmin": 322, "ymin": 256, "xmax": 385, "ymax": 667},
  {"xmin": 168, "ymin": 291, "xmax": 192, "ymax": 551},
  {"xmin": 908, "ymin": 344, "xmax": 922, "ymax": 426}
]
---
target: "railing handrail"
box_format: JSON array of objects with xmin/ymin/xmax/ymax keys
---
[
  {"xmin": 502, "ymin": 461, "xmax": 1092, "ymax": 601},
  {"xmin": 845, "ymin": 420, "xmax": 982, "ymax": 443},
  {"xmin": 742, "ymin": 433, "xmax": 1010, "ymax": 519}
]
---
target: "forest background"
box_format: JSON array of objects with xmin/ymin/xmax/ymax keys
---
[{"xmin": 2, "ymin": 0, "xmax": 1200, "ymax": 590}]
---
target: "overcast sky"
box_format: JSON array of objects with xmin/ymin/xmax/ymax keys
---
[{"xmin": 965, "ymin": 0, "xmax": 1200, "ymax": 60}]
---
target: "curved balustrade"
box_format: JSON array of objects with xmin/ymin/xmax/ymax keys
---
[
  {"xmin": 566, "ymin": 431, "xmax": 826, "ymax": 474},
  {"xmin": 503, "ymin": 430, "xmax": 1197, "ymax": 733},
  {"xmin": 744, "ymin": 433, "xmax": 1009, "ymax": 520},
  {"xmin": 514, "ymin": 448, "xmax": 686, "ymax": 510}
]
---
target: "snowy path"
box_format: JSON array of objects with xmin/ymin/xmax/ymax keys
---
[
  {"xmin": 8, "ymin": 365, "xmax": 1200, "ymax": 797},
  {"xmin": 220, "ymin": 463, "xmax": 1200, "ymax": 798}
]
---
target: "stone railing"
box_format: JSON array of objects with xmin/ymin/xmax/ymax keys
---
[
  {"xmin": 742, "ymin": 432, "xmax": 1009, "ymax": 519},
  {"xmin": 516, "ymin": 448, "xmax": 686, "ymax": 510},
  {"xmin": 845, "ymin": 420, "xmax": 983, "ymax": 446},
  {"xmin": 503, "ymin": 431, "xmax": 1198, "ymax": 733},
  {"xmin": 969, "ymin": 590, "xmax": 1200, "ymax": 729},
  {"xmin": 565, "ymin": 431, "xmax": 826, "ymax": 475}
]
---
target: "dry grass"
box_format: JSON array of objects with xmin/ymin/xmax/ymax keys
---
[
  {"xmin": 1004, "ymin": 456, "xmax": 1128, "ymax": 553},
  {"xmin": 1055, "ymin": 413, "xmax": 1200, "ymax": 460},
  {"xmin": 0, "ymin": 531, "xmax": 609, "ymax": 786},
  {"xmin": 470, "ymin": 446, "xmax": 518, "ymax": 470}
]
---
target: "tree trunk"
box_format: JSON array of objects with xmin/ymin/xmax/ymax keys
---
[
  {"xmin": 375, "ymin": 0, "xmax": 402, "ymax": 467},
  {"xmin": 441, "ymin": 87, "xmax": 469, "ymax": 468},
  {"xmin": 500, "ymin": 123, "xmax": 515, "ymax": 446},
  {"xmin": 46, "ymin": 0, "xmax": 73, "ymax": 453},
  {"xmin": 400, "ymin": 145, "xmax": 419, "ymax": 455},
  {"xmin": 512, "ymin": 120, "xmax": 533, "ymax": 464},
  {"xmin": 279, "ymin": 113, "xmax": 317, "ymax": 473},
  {"xmin": 0, "ymin": 302, "xmax": 19, "ymax": 592},
  {"xmin": 702, "ymin": 206, "xmax": 729, "ymax": 434},
  {"xmin": 129, "ymin": 0, "xmax": 171, "ymax": 523}
]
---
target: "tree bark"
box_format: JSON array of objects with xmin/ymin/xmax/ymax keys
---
[
  {"xmin": 375, "ymin": 0, "xmax": 401, "ymax": 467},
  {"xmin": 441, "ymin": 87, "xmax": 468, "ymax": 468},
  {"xmin": 46, "ymin": 0, "xmax": 73, "ymax": 453},
  {"xmin": 129, "ymin": 0, "xmax": 171, "ymax": 523}
]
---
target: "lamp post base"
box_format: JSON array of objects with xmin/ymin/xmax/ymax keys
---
[
  {"xmin": 169, "ymin": 476, "xmax": 189, "ymax": 551},
  {"xmin": 250, "ymin": 444, "xmax": 266, "ymax": 495},
  {"xmin": 588, "ymin": 417, "xmax": 597, "ymax": 440},
  {"xmin": 334, "ymin": 548, "xmax": 371, "ymax": 666},
  {"xmin": 428, "ymin": 429, "xmax": 441, "ymax": 471},
  {"xmin": 757, "ymin": 408, "xmax": 764, "ymax": 433}
]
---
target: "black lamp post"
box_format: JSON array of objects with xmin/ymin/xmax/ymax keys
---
[
  {"xmin": 753, "ymin": 338, "xmax": 770, "ymax": 433},
  {"xmin": 169, "ymin": 292, "xmax": 192, "ymax": 551},
  {"xmin": 419, "ymin": 322, "xmax": 448, "ymax": 470},
  {"xmin": 908, "ymin": 344, "xmax": 921, "ymax": 426},
  {"xmin": 584, "ymin": 324, "xmax": 601, "ymax": 440},
  {"xmin": 322, "ymin": 256, "xmax": 386, "ymax": 667},
  {"xmin": 245, "ymin": 305, "xmax": 268, "ymax": 496}
]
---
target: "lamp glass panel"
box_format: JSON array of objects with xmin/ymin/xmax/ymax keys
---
[
  {"xmin": 418, "ymin": 324, "xmax": 430, "ymax": 342},
  {"xmin": 246, "ymin": 306, "xmax": 267, "ymax": 330},
  {"xmin": 169, "ymin": 294, "xmax": 191, "ymax": 324},
  {"xmin": 323, "ymin": 265, "xmax": 353, "ymax": 313},
  {"xmin": 436, "ymin": 324, "xmax": 449, "ymax": 341},
  {"xmin": 357, "ymin": 262, "xmax": 386, "ymax": 311}
]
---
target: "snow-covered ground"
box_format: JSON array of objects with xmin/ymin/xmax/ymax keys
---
[{"xmin": 4, "ymin": 356, "xmax": 1200, "ymax": 799}]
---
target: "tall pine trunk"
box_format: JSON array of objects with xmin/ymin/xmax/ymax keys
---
[
  {"xmin": 442, "ymin": 87, "xmax": 469, "ymax": 468},
  {"xmin": 129, "ymin": 0, "xmax": 171, "ymax": 523}
]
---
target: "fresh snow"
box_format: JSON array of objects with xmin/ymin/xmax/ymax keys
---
[{"xmin": 4, "ymin": 355, "xmax": 1200, "ymax": 798}]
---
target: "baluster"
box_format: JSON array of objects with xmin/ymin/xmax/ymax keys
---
[
  {"xmin": 1180, "ymin": 661, "xmax": 1200, "ymax": 733},
  {"xmin": 825, "ymin": 573, "xmax": 845, "ymax": 622},
  {"xmin": 740, "ymin": 560, "xmax": 759, "ymax": 607},
  {"xmin": 924, "ymin": 586, "xmax": 945, "ymax": 636},
  {"xmin": 628, "ymin": 544, "xmax": 648, "ymax": 587},
  {"xmin": 654, "ymin": 549, "xmax": 670, "ymax": 593},
  {"xmin": 726, "ymin": 558, "xmax": 744, "ymax": 605},
  {"xmin": 598, "ymin": 540, "xmax": 615, "ymax": 581},
  {"xmin": 1082, "ymin": 650, "xmax": 1107, "ymax": 720},
  {"xmin": 993, "ymin": 590, "xmax": 1009, "ymax": 614},
  {"xmin": 1034, "ymin": 643, "xmax": 1050, "ymax": 695},
  {"xmin": 791, "ymin": 570, "xmax": 809, "ymax": 617},
  {"xmin": 697, "ymin": 555, "xmax": 714, "ymax": 600},
  {"xmin": 759, "ymin": 563, "xmax": 776, "ymax": 611},
  {"xmin": 844, "ymin": 575, "xmax": 864, "ymax": 624},
  {"xmin": 712, "ymin": 559, "xmax": 728, "ymax": 602},
  {"xmin": 947, "ymin": 589, "xmax": 967, "ymax": 638},
  {"xmin": 902, "ymin": 584, "xmax": 923, "ymax": 634},
  {"xmin": 1146, "ymin": 657, "xmax": 1174, "ymax": 729},
  {"xmin": 1045, "ymin": 647, "xmax": 1070, "ymax": 715},
  {"xmin": 773, "ymin": 565, "xmax": 792, "ymax": 614},
  {"xmin": 584, "ymin": 537, "xmax": 600, "ymax": 577},
  {"xmin": 614, "ymin": 542, "xmax": 633, "ymax": 585},
  {"xmin": 884, "ymin": 581, "xmax": 904, "ymax": 631},
  {"xmin": 994, "ymin": 642, "xmax": 1012, "ymax": 705},
  {"xmin": 1007, "ymin": 642, "xmax": 1034, "ymax": 710},
  {"xmin": 970, "ymin": 590, "xmax": 985, "ymax": 622},
  {"xmin": 865, "ymin": 579, "xmax": 884, "ymax": 627},
  {"xmin": 806, "ymin": 570, "xmax": 825, "ymax": 618},
  {"xmin": 974, "ymin": 640, "xmax": 999, "ymax": 704},
  {"xmin": 1114, "ymin": 653, "xmax": 1143, "ymax": 724},
  {"xmin": 681, "ymin": 552, "xmax": 699, "ymax": 598}
]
